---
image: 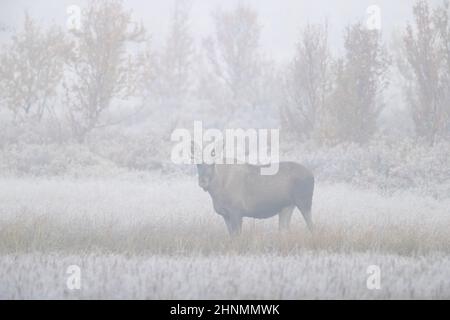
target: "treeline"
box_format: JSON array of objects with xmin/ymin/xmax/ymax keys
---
[{"xmin": 0, "ymin": 0, "xmax": 448, "ymax": 146}]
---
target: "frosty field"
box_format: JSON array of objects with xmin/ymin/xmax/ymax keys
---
[
  {"xmin": 0, "ymin": 174, "xmax": 449, "ymax": 299},
  {"xmin": 0, "ymin": 0, "xmax": 449, "ymax": 303}
]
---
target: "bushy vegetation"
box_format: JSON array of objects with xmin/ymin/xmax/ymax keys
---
[{"xmin": 0, "ymin": 0, "xmax": 448, "ymax": 160}]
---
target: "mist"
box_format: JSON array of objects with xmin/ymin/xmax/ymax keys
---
[{"xmin": 0, "ymin": 0, "xmax": 449, "ymax": 300}]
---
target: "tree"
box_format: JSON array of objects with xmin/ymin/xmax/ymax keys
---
[
  {"xmin": 281, "ymin": 23, "xmax": 332, "ymax": 140},
  {"xmin": 158, "ymin": 0, "xmax": 195, "ymax": 104},
  {"xmin": 0, "ymin": 14, "xmax": 67, "ymax": 122},
  {"xmin": 400, "ymin": 0, "xmax": 450, "ymax": 145},
  {"xmin": 63, "ymin": 0, "xmax": 145, "ymax": 143},
  {"xmin": 202, "ymin": 4, "xmax": 266, "ymax": 111},
  {"xmin": 326, "ymin": 22, "xmax": 390, "ymax": 144}
]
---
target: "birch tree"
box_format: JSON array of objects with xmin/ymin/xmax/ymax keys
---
[
  {"xmin": 63, "ymin": 0, "xmax": 145, "ymax": 142},
  {"xmin": 0, "ymin": 14, "xmax": 67, "ymax": 122}
]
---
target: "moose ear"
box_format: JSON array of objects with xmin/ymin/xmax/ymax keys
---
[
  {"xmin": 191, "ymin": 141, "xmax": 202, "ymax": 164},
  {"xmin": 190, "ymin": 141, "xmax": 195, "ymax": 156},
  {"xmin": 214, "ymin": 138, "xmax": 225, "ymax": 159}
]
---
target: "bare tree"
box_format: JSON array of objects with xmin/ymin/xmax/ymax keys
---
[
  {"xmin": 0, "ymin": 14, "xmax": 67, "ymax": 122},
  {"xmin": 326, "ymin": 22, "xmax": 390, "ymax": 144},
  {"xmin": 400, "ymin": 0, "xmax": 450, "ymax": 145},
  {"xmin": 63, "ymin": 0, "xmax": 145, "ymax": 143},
  {"xmin": 202, "ymin": 4, "xmax": 265, "ymax": 111},
  {"xmin": 281, "ymin": 23, "xmax": 332, "ymax": 140}
]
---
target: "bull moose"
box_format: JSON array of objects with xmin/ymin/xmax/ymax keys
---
[{"xmin": 196, "ymin": 160, "xmax": 315, "ymax": 236}]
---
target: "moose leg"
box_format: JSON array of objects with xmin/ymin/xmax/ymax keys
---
[
  {"xmin": 295, "ymin": 199, "xmax": 313, "ymax": 232},
  {"xmin": 224, "ymin": 215, "xmax": 242, "ymax": 237},
  {"xmin": 294, "ymin": 180, "xmax": 314, "ymax": 232},
  {"xmin": 299, "ymin": 208, "xmax": 313, "ymax": 232},
  {"xmin": 278, "ymin": 206, "xmax": 295, "ymax": 231}
]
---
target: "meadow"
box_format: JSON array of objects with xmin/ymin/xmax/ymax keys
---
[{"xmin": 0, "ymin": 174, "xmax": 449, "ymax": 299}]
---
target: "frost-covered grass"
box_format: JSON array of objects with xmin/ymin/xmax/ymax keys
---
[
  {"xmin": 1, "ymin": 252, "xmax": 449, "ymax": 299},
  {"xmin": 0, "ymin": 175, "xmax": 449, "ymax": 299},
  {"xmin": 0, "ymin": 175, "xmax": 448, "ymax": 255}
]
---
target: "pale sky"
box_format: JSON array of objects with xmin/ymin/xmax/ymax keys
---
[{"xmin": 0, "ymin": 0, "xmax": 440, "ymax": 61}]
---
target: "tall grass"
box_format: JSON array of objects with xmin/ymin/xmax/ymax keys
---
[
  {"xmin": 0, "ymin": 176, "xmax": 448, "ymax": 256},
  {"xmin": 0, "ymin": 176, "xmax": 449, "ymax": 298}
]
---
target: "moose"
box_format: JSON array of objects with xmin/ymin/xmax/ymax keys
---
[{"xmin": 195, "ymin": 152, "xmax": 315, "ymax": 236}]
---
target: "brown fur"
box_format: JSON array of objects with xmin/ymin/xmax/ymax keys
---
[{"xmin": 196, "ymin": 162, "xmax": 314, "ymax": 236}]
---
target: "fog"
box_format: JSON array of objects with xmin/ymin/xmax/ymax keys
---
[
  {"xmin": 0, "ymin": 0, "xmax": 422, "ymax": 59},
  {"xmin": 0, "ymin": 0, "xmax": 448, "ymax": 299}
]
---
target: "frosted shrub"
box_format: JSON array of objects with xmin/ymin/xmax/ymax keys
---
[
  {"xmin": 284, "ymin": 138, "xmax": 450, "ymax": 197},
  {"xmin": 0, "ymin": 143, "xmax": 116, "ymax": 177}
]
